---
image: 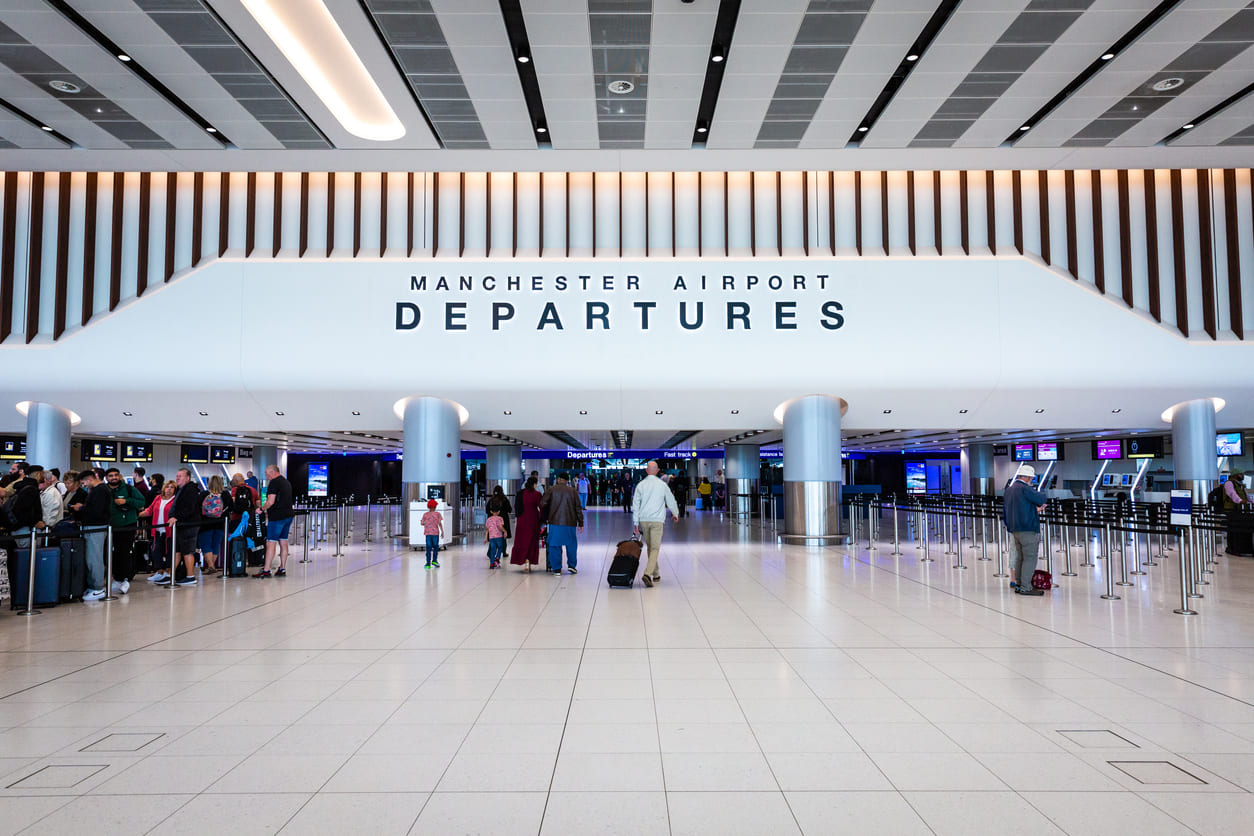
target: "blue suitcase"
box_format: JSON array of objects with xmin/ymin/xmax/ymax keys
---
[{"xmin": 12, "ymin": 546, "xmax": 61, "ymax": 608}]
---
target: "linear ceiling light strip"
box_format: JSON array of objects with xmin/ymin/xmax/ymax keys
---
[
  {"xmin": 692, "ymin": 0, "xmax": 741, "ymax": 145},
  {"xmin": 1003, "ymin": 0, "xmax": 1181, "ymax": 145},
  {"xmin": 241, "ymin": 0, "xmax": 403, "ymax": 141},
  {"xmin": 846, "ymin": 0, "xmax": 960, "ymax": 146},
  {"xmin": 498, "ymin": 0, "xmax": 550, "ymax": 144},
  {"xmin": 1163, "ymin": 79, "xmax": 1254, "ymax": 144},
  {"xmin": 45, "ymin": 0, "xmax": 231, "ymax": 147},
  {"xmin": 0, "ymin": 96, "xmax": 73, "ymax": 146}
]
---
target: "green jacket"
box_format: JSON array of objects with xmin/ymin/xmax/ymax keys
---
[{"xmin": 108, "ymin": 482, "xmax": 145, "ymax": 528}]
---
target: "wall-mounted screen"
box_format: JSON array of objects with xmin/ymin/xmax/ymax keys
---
[
  {"xmin": 307, "ymin": 462, "xmax": 329, "ymax": 497},
  {"xmin": 1036, "ymin": 443, "xmax": 1058, "ymax": 461},
  {"xmin": 210, "ymin": 445, "xmax": 235, "ymax": 464},
  {"xmin": 1217, "ymin": 432, "xmax": 1244, "ymax": 457},
  {"xmin": 180, "ymin": 444, "xmax": 209, "ymax": 464},
  {"xmin": 120, "ymin": 442, "xmax": 152, "ymax": 462},
  {"xmin": 1126, "ymin": 436, "xmax": 1163, "ymax": 459},
  {"xmin": 993, "ymin": 444, "xmax": 1009, "ymax": 456},
  {"xmin": 0, "ymin": 437, "xmax": 25, "ymax": 460},
  {"xmin": 905, "ymin": 462, "xmax": 926, "ymax": 494},
  {"xmin": 238, "ymin": 446, "xmax": 253, "ymax": 459},
  {"xmin": 1120, "ymin": 473, "xmax": 1133, "ymax": 487},
  {"xmin": 1094, "ymin": 439, "xmax": 1123, "ymax": 460},
  {"xmin": 80, "ymin": 440, "xmax": 116, "ymax": 462},
  {"xmin": 1101, "ymin": 474, "xmax": 1114, "ymax": 487},
  {"xmin": 1013, "ymin": 444, "xmax": 1034, "ymax": 462}
]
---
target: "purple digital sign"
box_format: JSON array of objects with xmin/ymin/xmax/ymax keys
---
[{"xmin": 1095, "ymin": 439, "xmax": 1123, "ymax": 460}]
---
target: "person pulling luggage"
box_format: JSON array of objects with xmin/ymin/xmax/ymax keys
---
[{"xmin": 631, "ymin": 461, "xmax": 679, "ymax": 588}]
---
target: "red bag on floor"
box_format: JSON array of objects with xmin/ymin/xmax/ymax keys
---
[{"xmin": 1031, "ymin": 569, "xmax": 1053, "ymax": 590}]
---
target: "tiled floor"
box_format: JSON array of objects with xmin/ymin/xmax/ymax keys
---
[{"xmin": 2, "ymin": 507, "xmax": 1254, "ymax": 834}]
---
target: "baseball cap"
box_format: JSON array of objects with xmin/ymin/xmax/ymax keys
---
[{"xmin": 427, "ymin": 499, "xmax": 438, "ymax": 509}]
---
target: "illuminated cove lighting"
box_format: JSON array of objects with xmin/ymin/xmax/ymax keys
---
[{"xmin": 241, "ymin": 0, "xmax": 404, "ymax": 141}]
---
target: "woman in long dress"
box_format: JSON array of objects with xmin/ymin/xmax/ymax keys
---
[{"xmin": 510, "ymin": 477, "xmax": 542, "ymax": 572}]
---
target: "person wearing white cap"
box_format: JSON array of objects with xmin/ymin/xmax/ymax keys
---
[{"xmin": 1003, "ymin": 465, "xmax": 1049, "ymax": 596}]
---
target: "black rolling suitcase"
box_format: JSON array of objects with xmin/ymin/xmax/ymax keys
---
[
  {"xmin": 607, "ymin": 538, "xmax": 642, "ymax": 588},
  {"xmin": 58, "ymin": 536, "xmax": 88, "ymax": 602},
  {"xmin": 226, "ymin": 537, "xmax": 248, "ymax": 577}
]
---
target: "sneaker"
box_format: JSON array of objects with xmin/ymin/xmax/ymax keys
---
[
  {"xmin": 1009, "ymin": 581, "xmax": 1019, "ymax": 589},
  {"xmin": 425, "ymin": 562, "xmax": 433, "ymax": 569},
  {"xmin": 652, "ymin": 574, "xmax": 660, "ymax": 582},
  {"xmin": 274, "ymin": 568, "xmax": 286, "ymax": 577},
  {"xmin": 83, "ymin": 588, "xmax": 106, "ymax": 601},
  {"xmin": 111, "ymin": 579, "xmax": 130, "ymax": 595},
  {"xmin": 431, "ymin": 560, "xmax": 440, "ymax": 568},
  {"xmin": 567, "ymin": 567, "xmax": 578, "ymax": 575},
  {"xmin": 1015, "ymin": 587, "xmax": 1045, "ymax": 596},
  {"xmin": 641, "ymin": 574, "xmax": 654, "ymax": 588},
  {"xmin": 148, "ymin": 572, "xmax": 169, "ymax": 584},
  {"xmin": 254, "ymin": 570, "xmax": 272, "ymax": 579},
  {"xmin": 176, "ymin": 576, "xmax": 197, "ymax": 586}
]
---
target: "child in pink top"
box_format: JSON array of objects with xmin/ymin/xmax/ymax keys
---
[
  {"xmin": 485, "ymin": 509, "xmax": 506, "ymax": 569},
  {"xmin": 421, "ymin": 499, "xmax": 443, "ymax": 568}
]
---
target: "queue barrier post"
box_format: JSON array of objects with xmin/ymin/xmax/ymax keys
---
[
  {"xmin": 102, "ymin": 526, "xmax": 118, "ymax": 601},
  {"xmin": 952, "ymin": 511, "xmax": 966, "ymax": 570},
  {"xmin": 17, "ymin": 531, "xmax": 43, "ymax": 616},
  {"xmin": 1189, "ymin": 525, "xmax": 1206, "ymax": 594},
  {"xmin": 993, "ymin": 519, "xmax": 1008, "ymax": 578},
  {"xmin": 1060, "ymin": 517, "xmax": 1076, "ymax": 577},
  {"xmin": 891, "ymin": 502, "xmax": 902, "ymax": 555},
  {"xmin": 165, "ymin": 522, "xmax": 178, "ymax": 590},
  {"xmin": 1129, "ymin": 523, "xmax": 1146, "ymax": 576},
  {"xmin": 1173, "ymin": 526, "xmax": 1199, "ymax": 615}
]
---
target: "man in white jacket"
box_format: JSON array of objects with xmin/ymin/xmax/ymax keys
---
[{"xmin": 632, "ymin": 461, "xmax": 679, "ymax": 588}]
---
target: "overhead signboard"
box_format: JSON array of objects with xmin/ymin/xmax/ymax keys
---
[
  {"xmin": 210, "ymin": 445, "xmax": 236, "ymax": 464},
  {"xmin": 180, "ymin": 444, "xmax": 209, "ymax": 464},
  {"xmin": 0, "ymin": 437, "xmax": 25, "ymax": 460},
  {"xmin": 1093, "ymin": 439, "xmax": 1122, "ymax": 460},
  {"xmin": 1126, "ymin": 436, "xmax": 1163, "ymax": 459},
  {"xmin": 80, "ymin": 440, "xmax": 117, "ymax": 462},
  {"xmin": 120, "ymin": 442, "xmax": 153, "ymax": 462}
]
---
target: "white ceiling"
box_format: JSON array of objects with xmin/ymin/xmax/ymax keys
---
[{"xmin": 1, "ymin": 0, "xmax": 1253, "ymax": 169}]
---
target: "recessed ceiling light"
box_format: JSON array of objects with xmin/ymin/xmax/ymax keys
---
[
  {"xmin": 608, "ymin": 79, "xmax": 634, "ymax": 95},
  {"xmin": 49, "ymin": 80, "xmax": 80, "ymax": 94},
  {"xmin": 351, "ymin": 411, "xmax": 360, "ymax": 415},
  {"xmin": 503, "ymin": 410, "xmax": 512, "ymax": 415},
  {"xmin": 516, "ymin": 52, "xmax": 530, "ymax": 64},
  {"xmin": 117, "ymin": 53, "xmax": 131, "ymax": 62},
  {"xmin": 711, "ymin": 45, "xmax": 725, "ymax": 63},
  {"xmin": 40, "ymin": 125, "xmax": 53, "ymax": 132},
  {"xmin": 655, "ymin": 410, "xmax": 663, "ymax": 415},
  {"xmin": 1182, "ymin": 123, "xmax": 1194, "ymax": 130},
  {"xmin": 858, "ymin": 125, "xmax": 869, "ymax": 132},
  {"xmin": 1111, "ymin": 408, "xmax": 1122, "ymax": 413},
  {"xmin": 1019, "ymin": 124, "xmax": 1031, "ymax": 131},
  {"xmin": 240, "ymin": 0, "xmax": 404, "ymax": 141},
  {"xmin": 275, "ymin": 411, "xmax": 284, "ymax": 416},
  {"xmin": 199, "ymin": 411, "xmax": 208, "ymax": 416},
  {"xmin": 206, "ymin": 126, "xmax": 217, "ymax": 133},
  {"xmin": 1101, "ymin": 52, "xmax": 1115, "ymax": 60},
  {"xmin": 958, "ymin": 409, "xmax": 968, "ymax": 414},
  {"xmin": 122, "ymin": 411, "xmax": 132, "ymax": 417},
  {"xmin": 1035, "ymin": 408, "xmax": 1045, "ymax": 414},
  {"xmin": 906, "ymin": 53, "xmax": 919, "ymax": 62},
  {"xmin": 731, "ymin": 409, "xmax": 739, "ymax": 415},
  {"xmin": 882, "ymin": 409, "xmax": 892, "ymax": 414},
  {"xmin": 579, "ymin": 410, "xmax": 588, "ymax": 415},
  {"xmin": 696, "ymin": 121, "xmax": 708, "ymax": 134}
]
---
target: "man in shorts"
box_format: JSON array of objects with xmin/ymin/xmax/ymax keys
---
[{"xmin": 256, "ymin": 464, "xmax": 294, "ymax": 578}]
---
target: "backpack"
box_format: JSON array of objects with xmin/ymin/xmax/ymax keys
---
[
  {"xmin": 201, "ymin": 490, "xmax": 224, "ymax": 519},
  {"xmin": 1208, "ymin": 484, "xmax": 1225, "ymax": 511},
  {"xmin": 230, "ymin": 486, "xmax": 253, "ymax": 515}
]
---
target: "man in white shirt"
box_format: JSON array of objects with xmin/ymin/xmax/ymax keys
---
[
  {"xmin": 39, "ymin": 470, "xmax": 63, "ymax": 529},
  {"xmin": 632, "ymin": 461, "xmax": 679, "ymax": 588}
]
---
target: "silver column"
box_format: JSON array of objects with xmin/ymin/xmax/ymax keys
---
[
  {"xmin": 962, "ymin": 443, "xmax": 995, "ymax": 496},
  {"xmin": 400, "ymin": 396, "xmax": 465, "ymax": 538},
  {"xmin": 253, "ymin": 445, "xmax": 278, "ymax": 485},
  {"xmin": 486, "ymin": 444, "xmax": 522, "ymax": 505},
  {"xmin": 24, "ymin": 402, "xmax": 73, "ymax": 471},
  {"xmin": 724, "ymin": 443, "xmax": 760, "ymax": 520},
  {"xmin": 779, "ymin": 394, "xmax": 846, "ymax": 544},
  {"xmin": 1167, "ymin": 398, "xmax": 1220, "ymax": 504}
]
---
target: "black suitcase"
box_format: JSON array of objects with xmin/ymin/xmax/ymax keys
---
[
  {"xmin": 607, "ymin": 539, "xmax": 642, "ymax": 588},
  {"xmin": 58, "ymin": 537, "xmax": 88, "ymax": 602},
  {"xmin": 226, "ymin": 538, "xmax": 248, "ymax": 577}
]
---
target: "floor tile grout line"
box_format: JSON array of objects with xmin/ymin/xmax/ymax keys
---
[{"xmin": 842, "ymin": 532, "xmax": 1254, "ymax": 713}]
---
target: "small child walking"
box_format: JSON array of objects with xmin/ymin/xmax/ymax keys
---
[
  {"xmin": 485, "ymin": 508, "xmax": 506, "ymax": 569},
  {"xmin": 421, "ymin": 499, "xmax": 443, "ymax": 568}
]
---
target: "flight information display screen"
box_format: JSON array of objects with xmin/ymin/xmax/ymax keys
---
[
  {"xmin": 0, "ymin": 437, "xmax": 25, "ymax": 460},
  {"xmin": 1218, "ymin": 432, "xmax": 1243, "ymax": 457},
  {"xmin": 1013, "ymin": 444, "xmax": 1034, "ymax": 462},
  {"xmin": 121, "ymin": 443, "xmax": 152, "ymax": 462},
  {"xmin": 1036, "ymin": 443, "xmax": 1058, "ymax": 461},
  {"xmin": 180, "ymin": 444, "xmax": 209, "ymax": 464},
  {"xmin": 80, "ymin": 440, "xmax": 117, "ymax": 462},
  {"xmin": 210, "ymin": 446, "xmax": 235, "ymax": 464},
  {"xmin": 1094, "ymin": 439, "xmax": 1123, "ymax": 460}
]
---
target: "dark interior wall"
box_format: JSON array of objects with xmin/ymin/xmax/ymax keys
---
[{"xmin": 287, "ymin": 454, "xmax": 389, "ymax": 499}]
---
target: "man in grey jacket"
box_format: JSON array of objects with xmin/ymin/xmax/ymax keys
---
[{"xmin": 632, "ymin": 461, "xmax": 679, "ymax": 587}]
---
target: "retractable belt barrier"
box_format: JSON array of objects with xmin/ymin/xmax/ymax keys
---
[{"xmin": 838, "ymin": 492, "xmax": 1247, "ymax": 617}]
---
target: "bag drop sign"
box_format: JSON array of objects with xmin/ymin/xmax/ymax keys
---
[{"xmin": 394, "ymin": 271, "xmax": 846, "ymax": 333}]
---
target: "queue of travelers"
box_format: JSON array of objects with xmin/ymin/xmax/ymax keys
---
[{"xmin": 0, "ymin": 460, "xmax": 295, "ymax": 603}]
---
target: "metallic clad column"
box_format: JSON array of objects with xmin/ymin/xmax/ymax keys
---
[
  {"xmin": 724, "ymin": 443, "xmax": 760, "ymax": 519},
  {"xmin": 253, "ymin": 445, "xmax": 277, "ymax": 484},
  {"xmin": 23, "ymin": 402, "xmax": 73, "ymax": 469},
  {"xmin": 486, "ymin": 444, "xmax": 522, "ymax": 502},
  {"xmin": 1167, "ymin": 398, "xmax": 1222, "ymax": 504},
  {"xmin": 401, "ymin": 396, "xmax": 465, "ymax": 537},
  {"xmin": 779, "ymin": 395, "xmax": 846, "ymax": 544},
  {"xmin": 962, "ymin": 444, "xmax": 995, "ymax": 496}
]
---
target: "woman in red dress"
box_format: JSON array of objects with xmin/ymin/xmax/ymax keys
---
[{"xmin": 510, "ymin": 476, "xmax": 542, "ymax": 572}]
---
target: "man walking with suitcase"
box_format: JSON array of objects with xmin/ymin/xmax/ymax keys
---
[{"xmin": 632, "ymin": 461, "xmax": 679, "ymax": 588}]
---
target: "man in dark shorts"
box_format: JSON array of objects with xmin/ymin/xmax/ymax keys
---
[
  {"xmin": 166, "ymin": 467, "xmax": 203, "ymax": 586},
  {"xmin": 256, "ymin": 464, "xmax": 294, "ymax": 578}
]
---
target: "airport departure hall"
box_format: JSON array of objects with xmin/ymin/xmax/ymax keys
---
[{"xmin": 4, "ymin": 0, "xmax": 1254, "ymax": 833}]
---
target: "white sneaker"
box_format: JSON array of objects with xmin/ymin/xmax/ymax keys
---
[
  {"xmin": 112, "ymin": 580, "xmax": 130, "ymax": 595},
  {"xmin": 148, "ymin": 572, "xmax": 169, "ymax": 583},
  {"xmin": 83, "ymin": 588, "xmax": 106, "ymax": 601}
]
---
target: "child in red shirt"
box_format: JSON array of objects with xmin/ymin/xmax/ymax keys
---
[{"xmin": 421, "ymin": 499, "xmax": 443, "ymax": 568}]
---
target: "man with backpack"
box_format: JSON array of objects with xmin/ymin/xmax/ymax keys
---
[
  {"xmin": 2, "ymin": 464, "xmax": 43, "ymax": 546},
  {"xmin": 165, "ymin": 468, "xmax": 203, "ymax": 586}
]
